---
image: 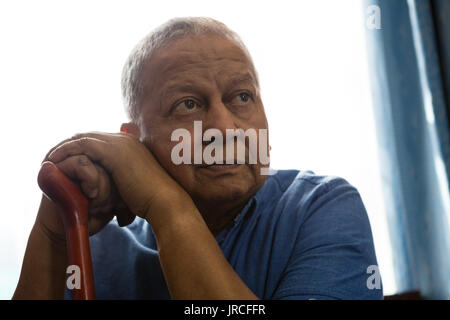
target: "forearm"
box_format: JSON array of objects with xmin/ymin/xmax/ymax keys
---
[
  {"xmin": 148, "ymin": 198, "xmax": 258, "ymax": 300},
  {"xmin": 13, "ymin": 197, "xmax": 68, "ymax": 299}
]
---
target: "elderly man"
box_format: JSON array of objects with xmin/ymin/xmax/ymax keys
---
[{"xmin": 14, "ymin": 17, "xmax": 382, "ymax": 300}]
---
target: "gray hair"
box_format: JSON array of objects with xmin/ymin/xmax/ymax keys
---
[{"xmin": 121, "ymin": 17, "xmax": 258, "ymax": 122}]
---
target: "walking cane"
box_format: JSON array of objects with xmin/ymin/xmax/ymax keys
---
[{"xmin": 37, "ymin": 161, "xmax": 96, "ymax": 300}]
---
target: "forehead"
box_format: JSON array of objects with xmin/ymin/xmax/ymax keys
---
[{"xmin": 144, "ymin": 34, "xmax": 257, "ymax": 92}]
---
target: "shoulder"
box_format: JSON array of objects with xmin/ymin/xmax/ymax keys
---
[
  {"xmin": 262, "ymin": 169, "xmax": 361, "ymax": 221},
  {"xmin": 264, "ymin": 170, "xmax": 382, "ymax": 299},
  {"xmin": 268, "ymin": 169, "xmax": 372, "ymax": 242},
  {"xmin": 266, "ymin": 169, "xmax": 356, "ymax": 198},
  {"xmin": 252, "ymin": 169, "xmax": 374, "ymax": 264}
]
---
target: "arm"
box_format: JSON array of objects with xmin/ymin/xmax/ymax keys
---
[
  {"xmin": 148, "ymin": 193, "xmax": 258, "ymax": 300},
  {"xmin": 14, "ymin": 153, "xmax": 132, "ymax": 299},
  {"xmin": 13, "ymin": 196, "xmax": 67, "ymax": 299},
  {"xmin": 46, "ymin": 132, "xmax": 259, "ymax": 300}
]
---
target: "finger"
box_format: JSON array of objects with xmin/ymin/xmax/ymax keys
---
[
  {"xmin": 42, "ymin": 137, "xmax": 73, "ymax": 163},
  {"xmin": 46, "ymin": 130, "xmax": 140, "ymax": 163},
  {"xmin": 55, "ymin": 155, "xmax": 99, "ymax": 199},
  {"xmin": 71, "ymin": 132, "xmax": 141, "ymax": 147},
  {"xmin": 88, "ymin": 213, "xmax": 115, "ymax": 236},
  {"xmin": 71, "ymin": 131, "xmax": 132, "ymax": 142},
  {"xmin": 47, "ymin": 137, "xmax": 114, "ymax": 169},
  {"xmin": 88, "ymin": 164, "xmax": 113, "ymax": 211},
  {"xmin": 42, "ymin": 132, "xmax": 116, "ymax": 163},
  {"xmin": 114, "ymin": 201, "xmax": 136, "ymax": 227},
  {"xmin": 120, "ymin": 123, "xmax": 141, "ymax": 139}
]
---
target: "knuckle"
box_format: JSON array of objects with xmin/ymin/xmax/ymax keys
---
[
  {"xmin": 71, "ymin": 133, "xmax": 84, "ymax": 140},
  {"xmin": 77, "ymin": 136, "xmax": 90, "ymax": 146},
  {"xmin": 43, "ymin": 139, "xmax": 68, "ymax": 161},
  {"xmin": 77, "ymin": 154, "xmax": 90, "ymax": 166}
]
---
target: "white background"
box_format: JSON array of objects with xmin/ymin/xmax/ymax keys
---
[{"xmin": 0, "ymin": 0, "xmax": 396, "ymax": 298}]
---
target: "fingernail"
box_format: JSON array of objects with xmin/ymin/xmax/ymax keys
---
[
  {"xmin": 89, "ymin": 188, "xmax": 98, "ymax": 198},
  {"xmin": 120, "ymin": 125, "xmax": 129, "ymax": 133}
]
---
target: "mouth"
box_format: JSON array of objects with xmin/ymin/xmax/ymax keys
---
[{"xmin": 197, "ymin": 163, "xmax": 243, "ymax": 174}]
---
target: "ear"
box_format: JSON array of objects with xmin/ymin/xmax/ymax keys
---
[{"xmin": 120, "ymin": 122, "xmax": 141, "ymax": 139}]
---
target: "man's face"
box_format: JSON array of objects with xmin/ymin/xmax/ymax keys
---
[{"xmin": 137, "ymin": 34, "xmax": 269, "ymax": 207}]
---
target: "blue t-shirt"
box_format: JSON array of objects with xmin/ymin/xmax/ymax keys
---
[{"xmin": 85, "ymin": 169, "xmax": 383, "ymax": 299}]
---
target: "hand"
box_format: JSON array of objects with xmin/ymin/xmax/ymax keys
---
[
  {"xmin": 45, "ymin": 132, "xmax": 190, "ymax": 223},
  {"xmin": 56, "ymin": 155, "xmax": 135, "ymax": 225},
  {"xmin": 37, "ymin": 152, "xmax": 136, "ymax": 240}
]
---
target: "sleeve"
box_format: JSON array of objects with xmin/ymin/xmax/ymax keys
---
[{"xmin": 272, "ymin": 177, "xmax": 384, "ymax": 300}]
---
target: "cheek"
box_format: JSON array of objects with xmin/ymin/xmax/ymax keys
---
[
  {"xmin": 242, "ymin": 101, "xmax": 268, "ymax": 129},
  {"xmin": 255, "ymin": 107, "xmax": 269, "ymax": 129},
  {"xmin": 144, "ymin": 134, "xmax": 197, "ymax": 191}
]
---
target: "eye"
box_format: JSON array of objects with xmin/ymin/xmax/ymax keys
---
[
  {"xmin": 173, "ymin": 99, "xmax": 201, "ymax": 114},
  {"xmin": 231, "ymin": 92, "xmax": 253, "ymax": 106}
]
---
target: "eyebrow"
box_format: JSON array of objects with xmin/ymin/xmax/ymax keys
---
[
  {"xmin": 163, "ymin": 83, "xmax": 201, "ymax": 98},
  {"xmin": 224, "ymin": 74, "xmax": 257, "ymax": 91},
  {"xmin": 162, "ymin": 73, "xmax": 257, "ymax": 101}
]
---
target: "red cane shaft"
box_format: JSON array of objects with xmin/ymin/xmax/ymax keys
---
[{"xmin": 37, "ymin": 161, "xmax": 96, "ymax": 300}]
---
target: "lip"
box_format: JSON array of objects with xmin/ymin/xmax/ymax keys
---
[{"xmin": 197, "ymin": 164, "xmax": 242, "ymax": 174}]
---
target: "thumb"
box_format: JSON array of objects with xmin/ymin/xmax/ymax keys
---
[{"xmin": 114, "ymin": 200, "xmax": 136, "ymax": 227}]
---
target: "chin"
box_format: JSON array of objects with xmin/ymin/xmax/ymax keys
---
[
  {"xmin": 175, "ymin": 164, "xmax": 266, "ymax": 207},
  {"xmin": 192, "ymin": 176, "xmax": 256, "ymax": 205},
  {"xmin": 212, "ymin": 184, "xmax": 251, "ymax": 201}
]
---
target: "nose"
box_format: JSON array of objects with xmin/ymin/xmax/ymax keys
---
[{"xmin": 202, "ymin": 98, "xmax": 238, "ymax": 137}]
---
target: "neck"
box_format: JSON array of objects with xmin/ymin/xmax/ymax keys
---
[
  {"xmin": 195, "ymin": 196, "xmax": 251, "ymax": 237},
  {"xmin": 193, "ymin": 176, "xmax": 267, "ymax": 237}
]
